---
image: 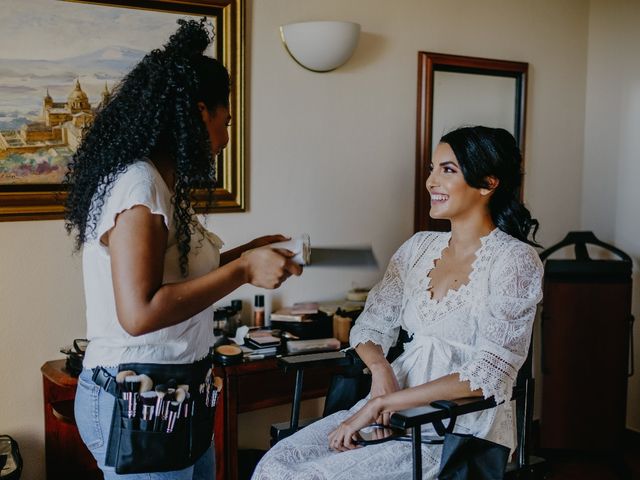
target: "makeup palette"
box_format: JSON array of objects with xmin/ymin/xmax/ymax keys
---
[{"xmin": 213, "ymin": 344, "xmax": 243, "ymax": 365}]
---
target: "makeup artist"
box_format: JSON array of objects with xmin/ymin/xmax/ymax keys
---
[{"xmin": 64, "ymin": 19, "xmax": 302, "ymax": 479}]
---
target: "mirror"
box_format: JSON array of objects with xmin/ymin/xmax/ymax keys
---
[{"xmin": 414, "ymin": 52, "xmax": 528, "ymax": 232}]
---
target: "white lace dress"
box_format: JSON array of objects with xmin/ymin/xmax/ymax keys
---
[{"xmin": 252, "ymin": 229, "xmax": 543, "ymax": 480}]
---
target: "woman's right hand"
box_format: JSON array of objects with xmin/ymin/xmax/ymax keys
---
[
  {"xmin": 368, "ymin": 361, "xmax": 400, "ymax": 425},
  {"xmin": 241, "ymin": 247, "xmax": 302, "ymax": 289}
]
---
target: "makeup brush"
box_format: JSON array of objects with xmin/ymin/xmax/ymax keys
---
[
  {"xmin": 139, "ymin": 391, "xmax": 157, "ymax": 431},
  {"xmin": 181, "ymin": 391, "xmax": 191, "ymax": 418},
  {"xmin": 174, "ymin": 388, "xmax": 186, "ymax": 404},
  {"xmin": 166, "ymin": 401, "xmax": 181, "ymax": 433},
  {"xmin": 163, "ymin": 389, "xmax": 176, "ymax": 419},
  {"xmin": 175, "ymin": 384, "xmax": 190, "ymax": 417},
  {"xmin": 167, "ymin": 388, "xmax": 187, "ymax": 432},
  {"xmin": 137, "ymin": 374, "xmax": 153, "ymax": 393},
  {"xmin": 115, "ymin": 370, "xmax": 136, "ymax": 395},
  {"xmin": 124, "ymin": 375, "xmax": 141, "ymax": 418},
  {"xmin": 209, "ymin": 376, "xmax": 223, "ymax": 407},
  {"xmin": 174, "ymin": 388, "xmax": 186, "ymax": 418},
  {"xmin": 154, "ymin": 384, "xmax": 167, "ymax": 432}
]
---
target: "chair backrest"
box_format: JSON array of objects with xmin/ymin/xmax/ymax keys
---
[{"xmin": 513, "ymin": 332, "xmax": 535, "ymax": 467}]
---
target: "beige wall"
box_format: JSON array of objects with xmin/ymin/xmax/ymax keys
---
[
  {"xmin": 581, "ymin": 0, "xmax": 640, "ymax": 431},
  {"xmin": 0, "ymin": 1, "xmax": 591, "ymax": 478}
]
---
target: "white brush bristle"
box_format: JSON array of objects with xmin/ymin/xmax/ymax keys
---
[
  {"xmin": 116, "ymin": 370, "xmax": 136, "ymax": 383},
  {"xmin": 138, "ymin": 374, "xmax": 153, "ymax": 392},
  {"xmin": 174, "ymin": 388, "xmax": 187, "ymax": 403}
]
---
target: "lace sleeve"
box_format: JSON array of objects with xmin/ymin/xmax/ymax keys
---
[
  {"xmin": 349, "ymin": 235, "xmax": 415, "ymax": 355},
  {"xmin": 456, "ymin": 242, "xmax": 543, "ymax": 405}
]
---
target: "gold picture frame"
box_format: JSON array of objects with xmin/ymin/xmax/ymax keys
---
[{"xmin": 0, "ymin": 0, "xmax": 244, "ymax": 221}]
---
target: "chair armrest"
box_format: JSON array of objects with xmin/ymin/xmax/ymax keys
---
[
  {"xmin": 277, "ymin": 351, "xmax": 354, "ymax": 371},
  {"xmin": 389, "ymin": 396, "xmax": 498, "ymax": 429},
  {"xmin": 389, "ymin": 381, "xmax": 529, "ymax": 430}
]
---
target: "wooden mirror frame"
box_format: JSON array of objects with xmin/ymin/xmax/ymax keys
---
[
  {"xmin": 414, "ymin": 52, "xmax": 528, "ymax": 232},
  {"xmin": 0, "ymin": 0, "xmax": 244, "ymax": 221}
]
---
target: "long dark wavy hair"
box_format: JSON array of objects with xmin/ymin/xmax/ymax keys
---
[
  {"xmin": 440, "ymin": 126, "xmax": 540, "ymax": 246},
  {"xmin": 64, "ymin": 18, "xmax": 230, "ymax": 276}
]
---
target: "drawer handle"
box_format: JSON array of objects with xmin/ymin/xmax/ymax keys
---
[{"xmin": 51, "ymin": 400, "xmax": 76, "ymax": 425}]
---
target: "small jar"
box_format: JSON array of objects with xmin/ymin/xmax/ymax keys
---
[{"xmin": 333, "ymin": 313, "xmax": 352, "ymax": 343}]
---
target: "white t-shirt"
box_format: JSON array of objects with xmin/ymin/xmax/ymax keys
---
[{"xmin": 82, "ymin": 160, "xmax": 223, "ymax": 368}]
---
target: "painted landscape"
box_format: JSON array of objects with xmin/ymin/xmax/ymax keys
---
[
  {"xmin": 0, "ymin": 0, "xmax": 208, "ymax": 185},
  {"xmin": 0, "ymin": 47, "xmax": 144, "ymax": 184}
]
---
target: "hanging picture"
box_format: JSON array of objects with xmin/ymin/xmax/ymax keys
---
[{"xmin": 0, "ymin": 0, "xmax": 244, "ymax": 220}]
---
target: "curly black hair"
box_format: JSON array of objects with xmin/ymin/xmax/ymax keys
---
[{"xmin": 64, "ymin": 18, "xmax": 230, "ymax": 276}]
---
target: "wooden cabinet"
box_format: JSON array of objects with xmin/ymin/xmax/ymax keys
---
[
  {"xmin": 41, "ymin": 360, "xmax": 102, "ymax": 480},
  {"xmin": 540, "ymin": 250, "xmax": 633, "ymax": 452}
]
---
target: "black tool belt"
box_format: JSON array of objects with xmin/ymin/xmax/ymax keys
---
[{"xmin": 91, "ymin": 356, "xmax": 219, "ymax": 474}]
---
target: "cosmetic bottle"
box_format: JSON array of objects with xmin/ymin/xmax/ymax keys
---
[
  {"xmin": 224, "ymin": 299, "xmax": 243, "ymax": 337},
  {"xmin": 213, "ymin": 308, "xmax": 228, "ymax": 336},
  {"xmin": 231, "ymin": 299, "xmax": 243, "ymax": 323},
  {"xmin": 253, "ymin": 295, "xmax": 265, "ymax": 327}
]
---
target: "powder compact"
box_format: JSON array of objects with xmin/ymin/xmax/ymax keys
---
[{"xmin": 213, "ymin": 344, "xmax": 243, "ymax": 365}]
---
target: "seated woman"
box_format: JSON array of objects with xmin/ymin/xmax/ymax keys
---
[{"xmin": 252, "ymin": 126, "xmax": 544, "ymax": 480}]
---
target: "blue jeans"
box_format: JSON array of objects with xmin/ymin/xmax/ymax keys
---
[{"xmin": 75, "ymin": 368, "xmax": 215, "ymax": 480}]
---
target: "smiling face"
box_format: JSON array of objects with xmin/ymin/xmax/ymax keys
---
[
  {"xmin": 427, "ymin": 143, "xmax": 494, "ymax": 221},
  {"xmin": 198, "ymin": 102, "xmax": 231, "ymax": 157}
]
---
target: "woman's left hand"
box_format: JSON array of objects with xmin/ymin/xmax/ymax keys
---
[
  {"xmin": 327, "ymin": 398, "xmax": 383, "ymax": 452},
  {"xmin": 247, "ymin": 234, "xmax": 290, "ymax": 250}
]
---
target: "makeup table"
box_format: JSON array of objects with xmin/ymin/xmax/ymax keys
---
[{"xmin": 42, "ymin": 357, "xmax": 341, "ymax": 480}]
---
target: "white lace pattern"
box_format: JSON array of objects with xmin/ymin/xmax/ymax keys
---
[{"xmin": 253, "ymin": 229, "xmax": 543, "ymax": 480}]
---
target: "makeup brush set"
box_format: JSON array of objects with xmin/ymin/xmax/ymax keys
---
[
  {"xmin": 92, "ymin": 357, "xmax": 222, "ymax": 474},
  {"xmin": 114, "ymin": 368, "xmax": 222, "ymax": 433}
]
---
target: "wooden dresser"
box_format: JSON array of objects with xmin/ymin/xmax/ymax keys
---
[{"xmin": 41, "ymin": 360, "xmax": 102, "ymax": 480}]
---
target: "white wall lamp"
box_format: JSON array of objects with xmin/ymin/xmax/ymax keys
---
[{"xmin": 279, "ymin": 21, "xmax": 361, "ymax": 73}]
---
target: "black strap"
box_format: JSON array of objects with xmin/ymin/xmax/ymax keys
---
[
  {"xmin": 430, "ymin": 400, "xmax": 458, "ymax": 437},
  {"xmin": 92, "ymin": 367, "xmax": 119, "ymax": 396}
]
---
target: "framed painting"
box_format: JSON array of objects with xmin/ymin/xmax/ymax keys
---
[
  {"xmin": 415, "ymin": 52, "xmax": 528, "ymax": 232},
  {"xmin": 0, "ymin": 0, "xmax": 244, "ymax": 221}
]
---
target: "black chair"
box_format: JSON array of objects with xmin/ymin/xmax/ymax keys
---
[
  {"xmin": 269, "ymin": 331, "xmax": 547, "ymax": 480},
  {"xmin": 270, "ymin": 350, "xmax": 368, "ymax": 445},
  {"xmin": 389, "ymin": 342, "xmax": 547, "ymax": 480}
]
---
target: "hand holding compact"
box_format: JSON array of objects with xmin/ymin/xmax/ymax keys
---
[
  {"xmin": 242, "ymin": 247, "xmax": 302, "ymax": 289},
  {"xmin": 247, "ymin": 234, "xmax": 291, "ymax": 250},
  {"xmin": 267, "ymin": 234, "xmax": 310, "ymax": 265}
]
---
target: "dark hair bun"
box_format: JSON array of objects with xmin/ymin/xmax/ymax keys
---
[{"xmin": 163, "ymin": 18, "xmax": 212, "ymax": 59}]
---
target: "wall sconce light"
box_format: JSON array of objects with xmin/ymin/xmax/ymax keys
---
[{"xmin": 280, "ymin": 21, "xmax": 361, "ymax": 72}]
